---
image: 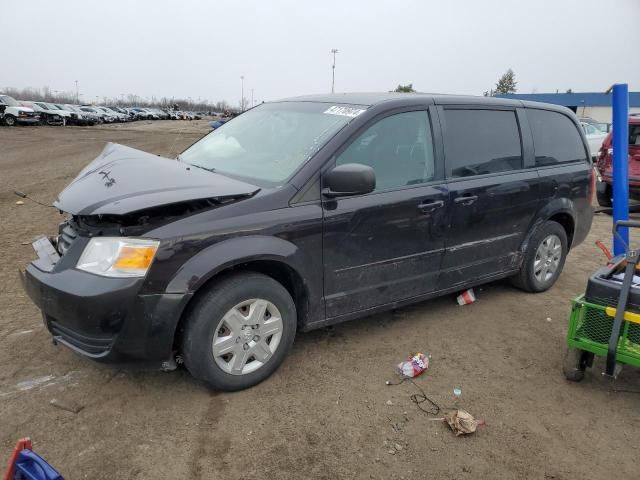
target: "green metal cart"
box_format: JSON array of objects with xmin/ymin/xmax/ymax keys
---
[{"xmin": 563, "ymin": 220, "xmax": 640, "ymax": 381}]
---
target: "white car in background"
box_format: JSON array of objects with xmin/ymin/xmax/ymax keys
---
[
  {"xmin": 581, "ymin": 121, "xmax": 608, "ymax": 160},
  {"xmin": 0, "ymin": 94, "xmax": 40, "ymax": 125}
]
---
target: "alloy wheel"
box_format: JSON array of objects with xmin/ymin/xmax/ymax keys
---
[
  {"xmin": 534, "ymin": 234, "xmax": 562, "ymax": 282},
  {"xmin": 212, "ymin": 298, "xmax": 283, "ymax": 375}
]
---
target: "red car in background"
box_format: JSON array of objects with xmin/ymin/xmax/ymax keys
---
[{"xmin": 596, "ymin": 115, "xmax": 640, "ymax": 207}]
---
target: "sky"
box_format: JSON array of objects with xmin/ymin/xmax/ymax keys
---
[{"xmin": 1, "ymin": 0, "xmax": 639, "ymax": 107}]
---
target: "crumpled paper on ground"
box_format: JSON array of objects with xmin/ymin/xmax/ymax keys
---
[{"xmin": 444, "ymin": 409, "xmax": 480, "ymax": 436}]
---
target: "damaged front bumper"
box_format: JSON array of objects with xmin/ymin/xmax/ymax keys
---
[{"xmin": 21, "ymin": 236, "xmax": 192, "ymax": 369}]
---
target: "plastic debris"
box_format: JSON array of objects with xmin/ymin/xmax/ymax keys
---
[
  {"xmin": 15, "ymin": 201, "xmax": 24, "ymax": 206},
  {"xmin": 444, "ymin": 409, "xmax": 482, "ymax": 436},
  {"xmin": 456, "ymin": 288, "xmax": 476, "ymax": 305},
  {"xmin": 49, "ymin": 398, "xmax": 84, "ymax": 414},
  {"xmin": 397, "ymin": 352, "xmax": 429, "ymax": 378},
  {"xmin": 453, "ymin": 387, "xmax": 462, "ymax": 398}
]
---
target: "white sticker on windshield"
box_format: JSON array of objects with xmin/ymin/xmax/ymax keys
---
[{"xmin": 323, "ymin": 105, "xmax": 366, "ymax": 118}]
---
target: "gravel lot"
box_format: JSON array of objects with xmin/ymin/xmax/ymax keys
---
[{"xmin": 1, "ymin": 121, "xmax": 639, "ymax": 479}]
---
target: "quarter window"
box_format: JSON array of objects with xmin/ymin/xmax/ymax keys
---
[
  {"xmin": 335, "ymin": 111, "xmax": 435, "ymax": 191},
  {"xmin": 443, "ymin": 109, "xmax": 522, "ymax": 178},
  {"xmin": 528, "ymin": 109, "xmax": 587, "ymax": 166}
]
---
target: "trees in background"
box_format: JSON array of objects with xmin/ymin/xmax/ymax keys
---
[
  {"xmin": 393, "ymin": 83, "xmax": 416, "ymax": 93},
  {"xmin": 484, "ymin": 69, "xmax": 517, "ymax": 96}
]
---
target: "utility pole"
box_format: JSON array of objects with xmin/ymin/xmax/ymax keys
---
[
  {"xmin": 240, "ymin": 75, "xmax": 245, "ymax": 111},
  {"xmin": 75, "ymin": 80, "xmax": 79, "ymax": 103},
  {"xmin": 251, "ymin": 88, "xmax": 254, "ymax": 108},
  {"xmin": 331, "ymin": 49, "xmax": 339, "ymax": 94}
]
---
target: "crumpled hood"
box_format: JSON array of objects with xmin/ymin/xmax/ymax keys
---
[{"xmin": 54, "ymin": 143, "xmax": 260, "ymax": 215}]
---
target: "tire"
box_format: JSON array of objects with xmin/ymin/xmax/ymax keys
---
[
  {"xmin": 4, "ymin": 115, "xmax": 16, "ymax": 126},
  {"xmin": 562, "ymin": 347, "xmax": 587, "ymax": 382},
  {"xmin": 511, "ymin": 220, "xmax": 568, "ymax": 293},
  {"xmin": 596, "ymin": 181, "xmax": 612, "ymax": 208},
  {"xmin": 181, "ymin": 272, "xmax": 297, "ymax": 391}
]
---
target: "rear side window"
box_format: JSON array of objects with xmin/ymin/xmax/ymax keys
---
[
  {"xmin": 528, "ymin": 109, "xmax": 587, "ymax": 166},
  {"xmin": 442, "ymin": 109, "xmax": 522, "ymax": 178}
]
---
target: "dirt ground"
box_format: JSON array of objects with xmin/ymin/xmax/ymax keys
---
[{"xmin": 2, "ymin": 121, "xmax": 640, "ymax": 480}]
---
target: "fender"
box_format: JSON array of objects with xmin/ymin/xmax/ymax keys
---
[
  {"xmin": 520, "ymin": 197, "xmax": 576, "ymax": 254},
  {"xmin": 165, "ymin": 235, "xmax": 309, "ymax": 294}
]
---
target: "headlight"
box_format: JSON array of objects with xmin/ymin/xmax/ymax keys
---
[{"xmin": 76, "ymin": 237, "xmax": 159, "ymax": 277}]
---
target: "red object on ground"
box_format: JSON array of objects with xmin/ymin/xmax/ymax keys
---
[
  {"xmin": 456, "ymin": 288, "xmax": 476, "ymax": 305},
  {"xmin": 595, "ymin": 240, "xmax": 613, "ymax": 261},
  {"xmin": 3, "ymin": 438, "xmax": 32, "ymax": 480}
]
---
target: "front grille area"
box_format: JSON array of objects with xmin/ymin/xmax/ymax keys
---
[
  {"xmin": 56, "ymin": 222, "xmax": 78, "ymax": 256},
  {"xmin": 48, "ymin": 317, "xmax": 113, "ymax": 356}
]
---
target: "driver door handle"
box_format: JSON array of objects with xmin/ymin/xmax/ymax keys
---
[
  {"xmin": 418, "ymin": 199, "xmax": 444, "ymax": 213},
  {"xmin": 453, "ymin": 194, "xmax": 478, "ymax": 206}
]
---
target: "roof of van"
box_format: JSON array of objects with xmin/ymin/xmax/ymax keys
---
[{"xmin": 277, "ymin": 92, "xmax": 567, "ymax": 112}]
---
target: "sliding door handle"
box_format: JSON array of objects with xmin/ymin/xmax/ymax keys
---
[
  {"xmin": 418, "ymin": 199, "xmax": 444, "ymax": 213},
  {"xmin": 453, "ymin": 195, "xmax": 478, "ymax": 206}
]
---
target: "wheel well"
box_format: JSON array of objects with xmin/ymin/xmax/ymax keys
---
[
  {"xmin": 549, "ymin": 212, "xmax": 575, "ymax": 248},
  {"xmin": 172, "ymin": 260, "xmax": 309, "ymax": 351}
]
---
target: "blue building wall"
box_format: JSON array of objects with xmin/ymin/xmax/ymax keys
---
[{"xmin": 496, "ymin": 92, "xmax": 640, "ymax": 107}]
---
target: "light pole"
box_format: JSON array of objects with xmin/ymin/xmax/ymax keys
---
[
  {"xmin": 75, "ymin": 80, "xmax": 79, "ymax": 103},
  {"xmin": 240, "ymin": 75, "xmax": 245, "ymax": 111},
  {"xmin": 331, "ymin": 49, "xmax": 339, "ymax": 93},
  {"xmin": 251, "ymin": 88, "xmax": 254, "ymax": 108}
]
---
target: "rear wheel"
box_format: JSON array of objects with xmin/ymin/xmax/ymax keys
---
[
  {"xmin": 181, "ymin": 272, "xmax": 297, "ymax": 391},
  {"xmin": 512, "ymin": 220, "xmax": 568, "ymax": 293}
]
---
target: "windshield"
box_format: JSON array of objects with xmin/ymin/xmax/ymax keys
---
[
  {"xmin": 1, "ymin": 95, "xmax": 19, "ymax": 106},
  {"xmin": 35, "ymin": 102, "xmax": 49, "ymax": 110},
  {"xmin": 179, "ymin": 102, "xmax": 364, "ymax": 184},
  {"xmin": 81, "ymin": 107, "xmax": 96, "ymax": 112}
]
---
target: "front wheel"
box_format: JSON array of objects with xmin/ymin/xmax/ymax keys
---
[
  {"xmin": 4, "ymin": 115, "xmax": 16, "ymax": 126},
  {"xmin": 181, "ymin": 272, "xmax": 297, "ymax": 391},
  {"xmin": 511, "ymin": 220, "xmax": 568, "ymax": 293}
]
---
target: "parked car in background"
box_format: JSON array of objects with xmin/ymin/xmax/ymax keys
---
[
  {"xmin": 99, "ymin": 106, "xmax": 127, "ymax": 122},
  {"xmin": 130, "ymin": 107, "xmax": 154, "ymax": 119},
  {"xmin": 63, "ymin": 105, "xmax": 100, "ymax": 125},
  {"xmin": 110, "ymin": 107, "xmax": 132, "ymax": 121},
  {"xmin": 80, "ymin": 106, "xmax": 110, "ymax": 123},
  {"xmin": 579, "ymin": 117, "xmax": 610, "ymax": 133},
  {"xmin": 0, "ymin": 94, "xmax": 40, "ymax": 126},
  {"xmin": 209, "ymin": 118, "xmax": 228, "ymax": 129},
  {"xmin": 44, "ymin": 103, "xmax": 79, "ymax": 124},
  {"xmin": 19, "ymin": 101, "xmax": 65, "ymax": 126},
  {"xmin": 580, "ymin": 121, "xmax": 608, "ymax": 160},
  {"xmin": 595, "ymin": 116, "xmax": 640, "ymax": 207},
  {"xmin": 21, "ymin": 93, "xmax": 594, "ymax": 391}
]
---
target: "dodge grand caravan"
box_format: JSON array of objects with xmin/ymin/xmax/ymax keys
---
[{"xmin": 22, "ymin": 93, "xmax": 594, "ymax": 391}]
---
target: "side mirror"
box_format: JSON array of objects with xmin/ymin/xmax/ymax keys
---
[{"xmin": 323, "ymin": 163, "xmax": 376, "ymax": 197}]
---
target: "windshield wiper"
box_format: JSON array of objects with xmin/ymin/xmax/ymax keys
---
[{"xmin": 177, "ymin": 155, "xmax": 216, "ymax": 173}]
